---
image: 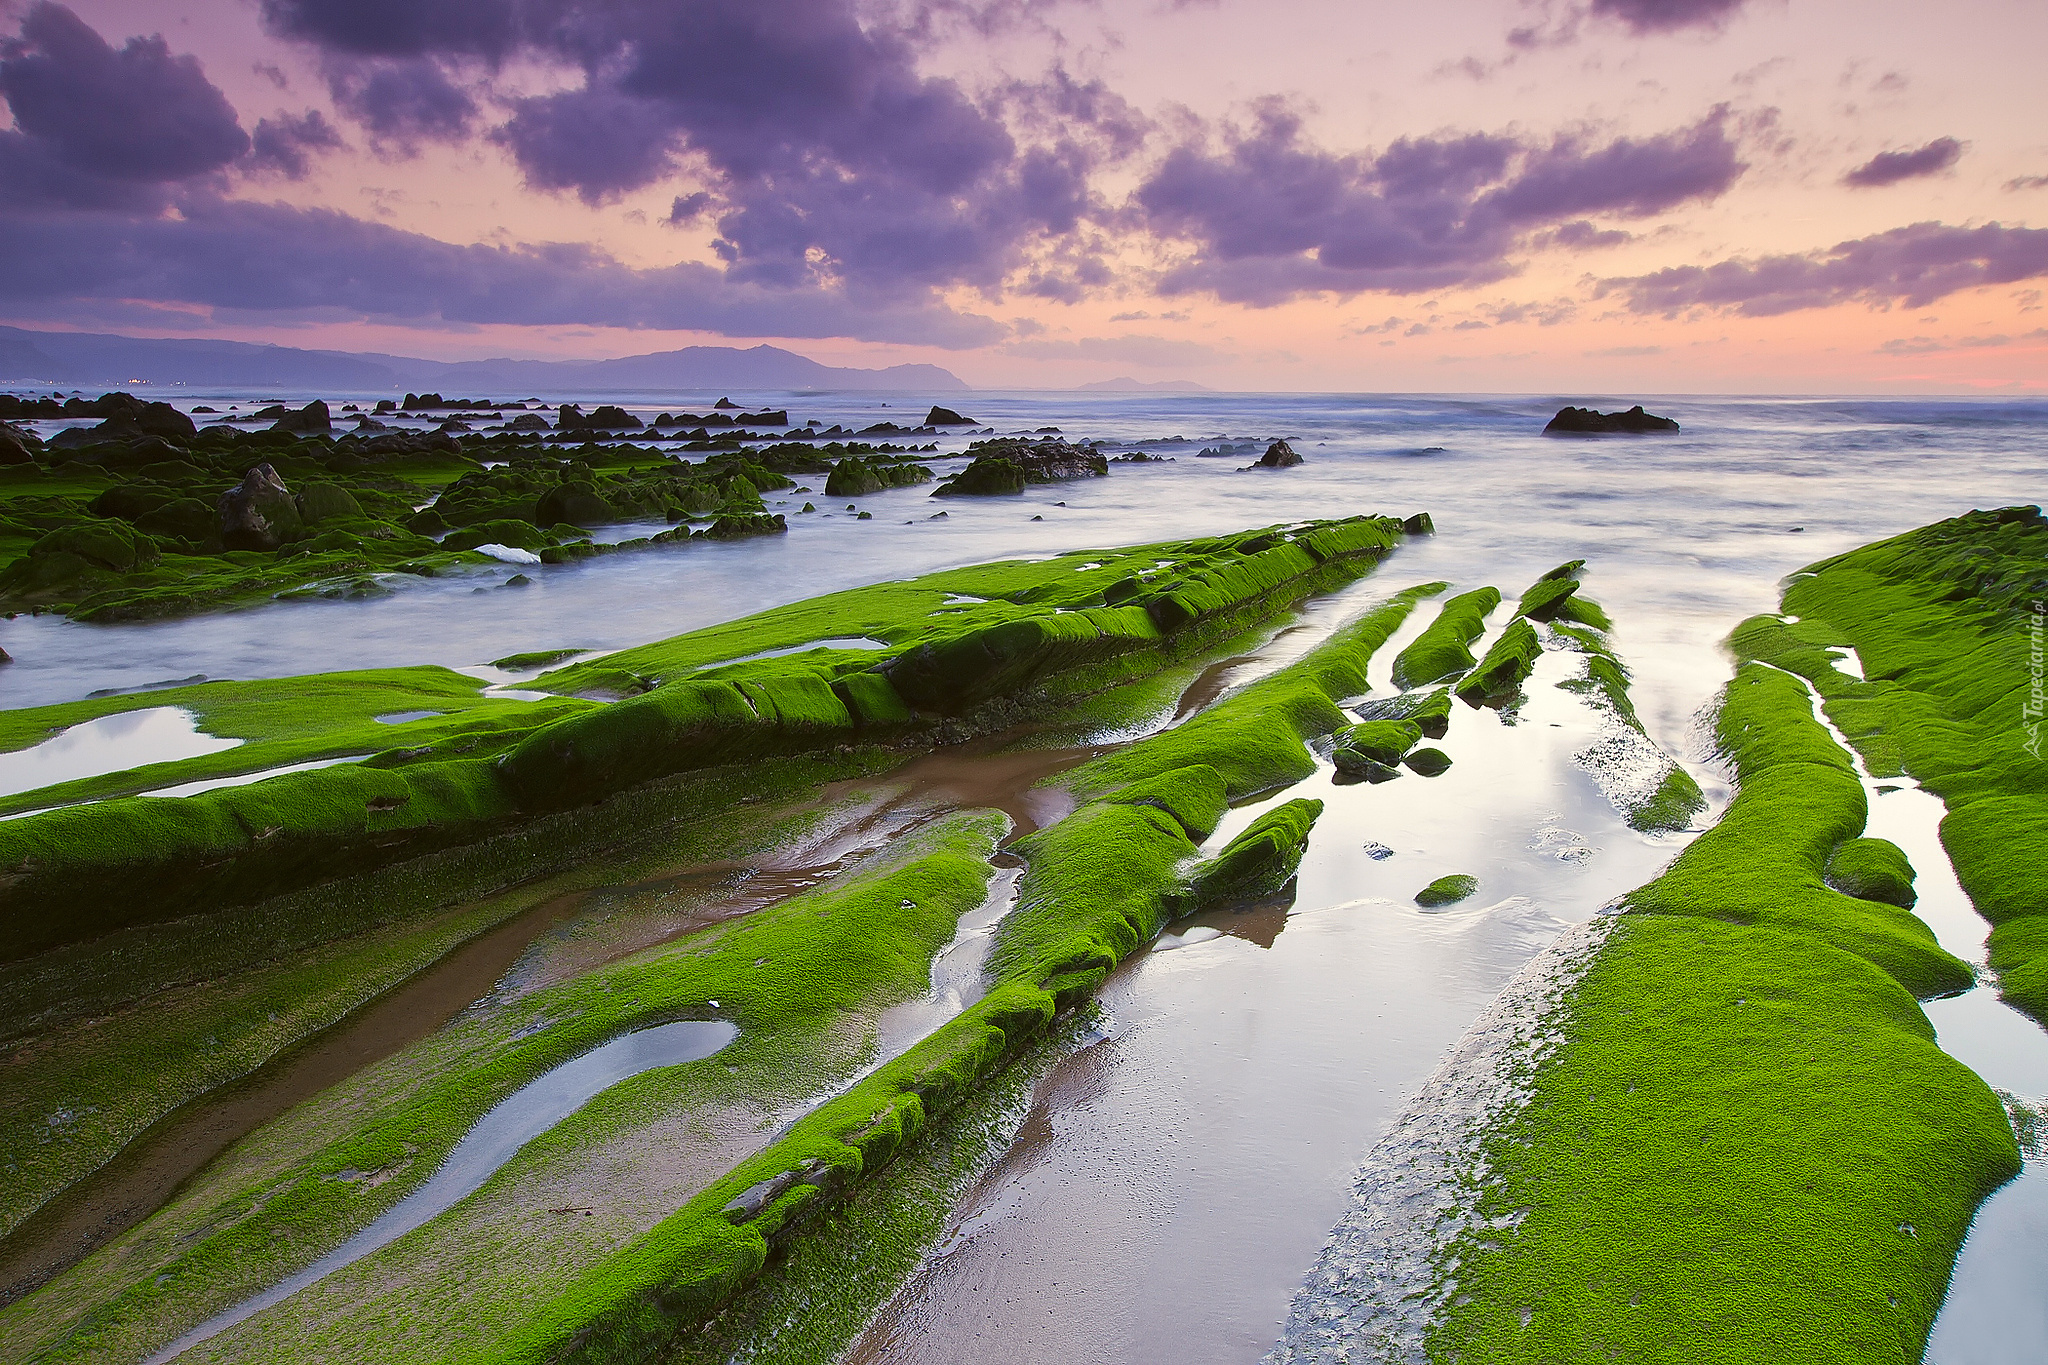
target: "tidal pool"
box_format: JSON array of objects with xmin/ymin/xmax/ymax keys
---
[
  {"xmin": 145, "ymin": 1019, "xmax": 738, "ymax": 1365},
  {"xmin": 0, "ymin": 707, "xmax": 240, "ymax": 800}
]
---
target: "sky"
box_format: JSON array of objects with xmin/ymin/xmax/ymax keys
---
[{"xmin": 0, "ymin": 0, "xmax": 2042, "ymax": 392}]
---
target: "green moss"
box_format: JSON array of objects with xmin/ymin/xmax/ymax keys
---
[
  {"xmin": 1625, "ymin": 664, "xmax": 1969, "ymax": 997},
  {"xmin": 11, "ymin": 813, "xmax": 1010, "ymax": 1365},
  {"xmin": 1415, "ymin": 873, "xmax": 1478, "ymax": 906},
  {"xmin": 1455, "ymin": 617, "xmax": 1543, "ymax": 707},
  {"xmin": 1391, "ymin": 586, "xmax": 1499, "ymax": 687},
  {"xmin": 1745, "ymin": 508, "xmax": 2048, "ymax": 1019},
  {"xmin": 1430, "ymin": 915, "xmax": 2020, "ymax": 1365},
  {"xmin": 1826, "ymin": 837, "xmax": 1918, "ymax": 908},
  {"xmin": 1188, "ymin": 798, "xmax": 1323, "ymax": 905},
  {"xmin": 1404, "ymin": 746, "xmax": 1452, "ymax": 776},
  {"xmin": 1332, "ymin": 718, "xmax": 1423, "ymax": 771},
  {"xmin": 1351, "ymin": 686, "xmax": 1452, "ymax": 739}
]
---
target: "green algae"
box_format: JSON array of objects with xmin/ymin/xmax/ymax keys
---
[
  {"xmin": 1331, "ymin": 718, "xmax": 1423, "ymax": 772},
  {"xmin": 6, "ymin": 812, "xmax": 1009, "ymax": 1365},
  {"xmin": 1390, "ymin": 586, "xmax": 1499, "ymax": 688},
  {"xmin": 1455, "ymin": 618, "xmax": 1543, "ymax": 708},
  {"xmin": 1430, "ymin": 915, "xmax": 2019, "ymax": 1365},
  {"xmin": 1827, "ymin": 836, "xmax": 1918, "ymax": 907},
  {"xmin": 1414, "ymin": 873, "xmax": 1478, "ymax": 907},
  {"xmin": 1428, "ymin": 518, "xmax": 2038, "ymax": 1363},
  {"xmin": 1187, "ymin": 797, "xmax": 1323, "ymax": 905},
  {"xmin": 1623, "ymin": 662, "xmax": 1969, "ymax": 998},
  {"xmin": 0, "ymin": 749, "xmax": 890, "ymax": 1251},
  {"xmin": 1403, "ymin": 746, "xmax": 1452, "ymax": 776},
  {"xmin": 1351, "ymin": 685, "xmax": 1452, "ymax": 738},
  {"xmin": 0, "ymin": 517, "xmax": 1415, "ymax": 954}
]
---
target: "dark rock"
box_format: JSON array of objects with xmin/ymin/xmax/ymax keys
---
[
  {"xmin": 1543, "ymin": 404, "xmax": 1679, "ymax": 435},
  {"xmin": 932, "ymin": 437, "xmax": 1107, "ymax": 497},
  {"xmin": 217, "ymin": 463, "xmax": 302, "ymax": 550},
  {"xmin": 925, "ymin": 406, "xmax": 975, "ymax": 425},
  {"xmin": 536, "ymin": 481, "xmax": 620, "ymax": 527},
  {"xmin": 1402, "ymin": 512, "xmax": 1434, "ymax": 535},
  {"xmin": 270, "ymin": 400, "xmax": 331, "ymax": 435},
  {"xmin": 714, "ymin": 397, "xmax": 739, "ymax": 409},
  {"xmin": 1256, "ymin": 440, "xmax": 1302, "ymax": 468},
  {"xmin": 0, "ymin": 426, "xmax": 38, "ymax": 465},
  {"xmin": 506, "ymin": 413, "xmax": 550, "ymax": 431}
]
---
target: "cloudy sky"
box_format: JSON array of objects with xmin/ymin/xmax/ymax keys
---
[{"xmin": 0, "ymin": 0, "xmax": 2042, "ymax": 390}]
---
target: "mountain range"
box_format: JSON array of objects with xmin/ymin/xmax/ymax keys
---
[{"xmin": 0, "ymin": 327, "xmax": 968, "ymax": 395}]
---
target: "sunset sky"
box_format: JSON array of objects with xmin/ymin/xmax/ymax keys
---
[{"xmin": 1, "ymin": 0, "xmax": 2043, "ymax": 391}]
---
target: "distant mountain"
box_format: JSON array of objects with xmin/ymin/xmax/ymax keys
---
[
  {"xmin": 0, "ymin": 327, "xmax": 968, "ymax": 394},
  {"xmin": 1076, "ymin": 376, "xmax": 1214, "ymax": 393}
]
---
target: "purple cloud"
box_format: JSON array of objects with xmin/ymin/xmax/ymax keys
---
[
  {"xmin": 0, "ymin": 2, "xmax": 248, "ymax": 182},
  {"xmin": 1602, "ymin": 222, "xmax": 2048, "ymax": 315},
  {"xmin": 1844, "ymin": 137, "xmax": 1964, "ymax": 188},
  {"xmin": 248, "ymin": 109, "xmax": 345, "ymax": 179},
  {"xmin": 1589, "ymin": 0, "xmax": 1748, "ymax": 33},
  {"xmin": 1139, "ymin": 104, "xmax": 1744, "ymax": 304},
  {"xmin": 258, "ymin": 0, "xmax": 1131, "ymax": 302},
  {"xmin": 0, "ymin": 195, "xmax": 1008, "ymax": 346},
  {"xmin": 324, "ymin": 56, "xmax": 477, "ymax": 146}
]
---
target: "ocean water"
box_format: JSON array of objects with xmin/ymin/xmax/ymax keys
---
[{"xmin": 4, "ymin": 392, "xmax": 2042, "ymax": 732}]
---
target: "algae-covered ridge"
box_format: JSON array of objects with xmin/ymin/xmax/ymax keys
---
[
  {"xmin": 0, "ymin": 517, "xmax": 1435, "ymax": 1365},
  {"xmin": 1420, "ymin": 508, "xmax": 2042, "ymax": 1364},
  {"xmin": 0, "ymin": 514, "xmax": 1413, "ymax": 958}
]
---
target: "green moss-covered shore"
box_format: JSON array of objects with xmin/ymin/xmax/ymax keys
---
[
  {"xmin": 1, "ymin": 511, "xmax": 1438, "ymax": 1362},
  {"xmin": 1426, "ymin": 508, "xmax": 2042, "ymax": 1363},
  {"xmin": 0, "ymin": 515, "xmax": 1411, "ymax": 959},
  {"xmin": 0, "ymin": 391, "xmax": 945, "ymax": 621}
]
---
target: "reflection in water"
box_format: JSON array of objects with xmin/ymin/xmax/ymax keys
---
[
  {"xmin": 846, "ymin": 639, "xmax": 1705, "ymax": 1365},
  {"xmin": 0, "ymin": 706, "xmax": 240, "ymax": 799}
]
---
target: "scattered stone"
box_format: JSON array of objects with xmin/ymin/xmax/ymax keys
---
[
  {"xmin": 1256, "ymin": 439, "xmax": 1303, "ymax": 468},
  {"xmin": 1404, "ymin": 747, "xmax": 1453, "ymax": 776}
]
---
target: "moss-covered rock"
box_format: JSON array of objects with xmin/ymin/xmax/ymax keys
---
[
  {"xmin": 1455, "ymin": 617, "xmax": 1543, "ymax": 706},
  {"xmin": 1332, "ymin": 718, "xmax": 1423, "ymax": 771},
  {"xmin": 1826, "ymin": 836, "xmax": 1917, "ymax": 907},
  {"xmin": 1404, "ymin": 746, "xmax": 1453, "ymax": 776},
  {"xmin": 1189, "ymin": 798, "xmax": 1323, "ymax": 905},
  {"xmin": 1416, "ymin": 873, "xmax": 1478, "ymax": 906},
  {"xmin": 1351, "ymin": 687, "xmax": 1453, "ymax": 739},
  {"xmin": 1393, "ymin": 587, "xmax": 1500, "ymax": 688}
]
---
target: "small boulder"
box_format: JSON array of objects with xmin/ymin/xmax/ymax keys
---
[
  {"xmin": 0, "ymin": 426, "xmax": 36, "ymax": 465},
  {"xmin": 1543, "ymin": 404, "xmax": 1679, "ymax": 435},
  {"xmin": 1415, "ymin": 874, "xmax": 1479, "ymax": 907},
  {"xmin": 925, "ymin": 406, "xmax": 976, "ymax": 425},
  {"xmin": 270, "ymin": 400, "xmax": 332, "ymax": 435},
  {"xmin": 1256, "ymin": 440, "xmax": 1302, "ymax": 468},
  {"xmin": 217, "ymin": 463, "xmax": 303, "ymax": 550}
]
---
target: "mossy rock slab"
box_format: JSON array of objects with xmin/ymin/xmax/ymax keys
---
[
  {"xmin": 1825, "ymin": 836, "xmax": 1917, "ymax": 907},
  {"xmin": 1332, "ymin": 718, "xmax": 1424, "ymax": 771},
  {"xmin": 1188, "ymin": 798, "xmax": 1323, "ymax": 905},
  {"xmin": 1416, "ymin": 873, "xmax": 1478, "ymax": 907}
]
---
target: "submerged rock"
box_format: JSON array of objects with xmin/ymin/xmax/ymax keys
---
[
  {"xmin": 1543, "ymin": 404, "xmax": 1679, "ymax": 435},
  {"xmin": 217, "ymin": 464, "xmax": 302, "ymax": 550},
  {"xmin": 1256, "ymin": 440, "xmax": 1303, "ymax": 468},
  {"xmin": 1415, "ymin": 873, "xmax": 1479, "ymax": 907}
]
